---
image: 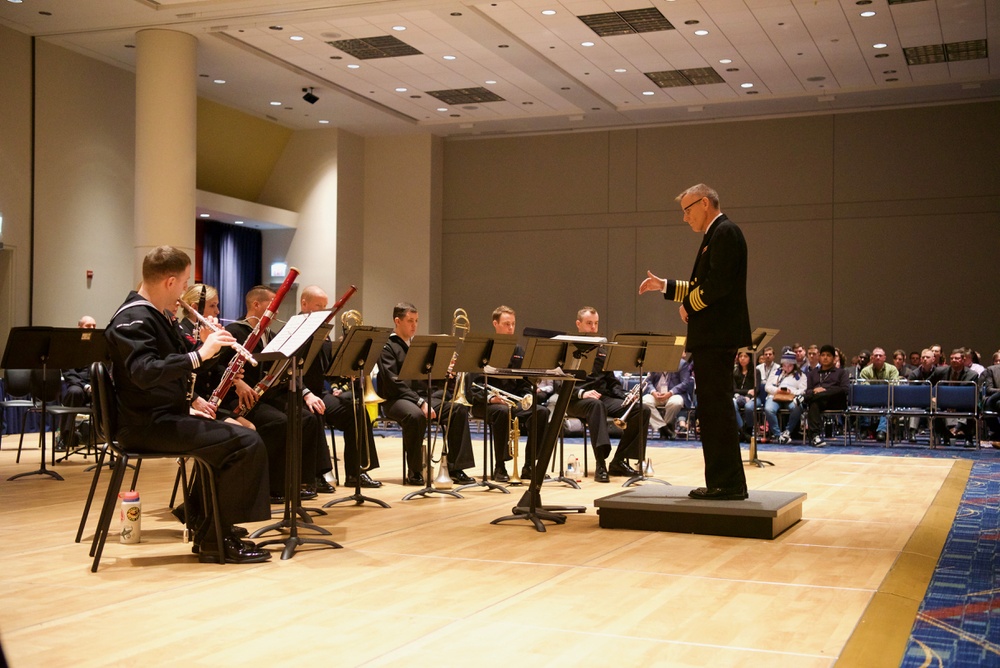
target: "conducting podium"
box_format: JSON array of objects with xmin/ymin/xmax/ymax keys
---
[
  {"xmin": 740, "ymin": 327, "xmax": 779, "ymax": 468},
  {"xmin": 2, "ymin": 327, "xmax": 106, "ymax": 481},
  {"xmin": 323, "ymin": 324, "xmax": 393, "ymax": 509},
  {"xmin": 603, "ymin": 332, "xmax": 685, "ymax": 487},
  {"xmin": 452, "ymin": 331, "xmax": 518, "ymax": 494},
  {"xmin": 397, "ymin": 335, "xmax": 464, "ymax": 501},
  {"xmin": 251, "ymin": 311, "xmax": 342, "ymax": 559}
]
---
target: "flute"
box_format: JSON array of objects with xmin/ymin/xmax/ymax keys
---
[{"xmin": 176, "ymin": 299, "xmax": 258, "ymax": 367}]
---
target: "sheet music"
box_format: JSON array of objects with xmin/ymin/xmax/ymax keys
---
[
  {"xmin": 262, "ymin": 310, "xmax": 332, "ymax": 355},
  {"xmin": 484, "ymin": 365, "xmax": 578, "ymax": 379},
  {"xmin": 552, "ymin": 334, "xmax": 609, "ymax": 345}
]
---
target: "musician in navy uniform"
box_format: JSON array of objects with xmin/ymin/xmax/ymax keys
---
[
  {"xmin": 640, "ymin": 183, "xmax": 751, "ymax": 500},
  {"xmin": 466, "ymin": 305, "xmax": 551, "ymax": 482},
  {"xmin": 562, "ymin": 307, "xmax": 651, "ymax": 483},
  {"xmin": 105, "ymin": 246, "xmax": 270, "ymax": 563}
]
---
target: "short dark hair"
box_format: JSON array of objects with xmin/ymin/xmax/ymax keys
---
[
  {"xmin": 393, "ymin": 302, "xmax": 418, "ymax": 321},
  {"xmin": 492, "ymin": 305, "xmax": 515, "ymax": 323},
  {"xmin": 245, "ymin": 285, "xmax": 274, "ymax": 309},
  {"xmin": 820, "ymin": 344, "xmax": 836, "ymax": 356},
  {"xmin": 142, "ymin": 246, "xmax": 190, "ymax": 283}
]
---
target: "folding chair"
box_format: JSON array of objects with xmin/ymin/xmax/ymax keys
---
[{"xmin": 847, "ymin": 381, "xmax": 890, "ymax": 446}]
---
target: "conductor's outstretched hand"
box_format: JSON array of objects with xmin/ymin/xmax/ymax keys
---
[{"xmin": 638, "ymin": 270, "xmax": 665, "ymax": 295}]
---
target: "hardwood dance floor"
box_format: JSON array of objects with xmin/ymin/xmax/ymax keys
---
[{"xmin": 0, "ymin": 433, "xmax": 964, "ymax": 667}]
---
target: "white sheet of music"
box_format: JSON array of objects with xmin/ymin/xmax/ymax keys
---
[{"xmin": 262, "ymin": 310, "xmax": 332, "ymax": 355}]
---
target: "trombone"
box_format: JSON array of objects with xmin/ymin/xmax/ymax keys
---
[
  {"xmin": 471, "ymin": 382, "xmax": 533, "ymax": 411},
  {"xmin": 431, "ymin": 308, "xmax": 471, "ymax": 489},
  {"xmin": 339, "ymin": 309, "xmax": 382, "ymax": 472}
]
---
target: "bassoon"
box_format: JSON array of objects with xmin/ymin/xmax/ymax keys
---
[
  {"xmin": 208, "ymin": 267, "xmax": 300, "ymax": 408},
  {"xmin": 231, "ymin": 284, "xmax": 357, "ymax": 417}
]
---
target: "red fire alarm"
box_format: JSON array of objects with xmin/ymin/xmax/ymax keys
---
[{"xmin": 86, "ymin": 270, "xmax": 93, "ymax": 279}]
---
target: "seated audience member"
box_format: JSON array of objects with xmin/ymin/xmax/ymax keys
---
[
  {"xmin": 982, "ymin": 359, "xmax": 1000, "ymax": 447},
  {"xmin": 731, "ymin": 351, "xmax": 755, "ymax": 441},
  {"xmin": 791, "ymin": 343, "xmax": 808, "ymax": 374},
  {"xmin": 858, "ymin": 347, "xmax": 899, "ymax": 441},
  {"xmin": 802, "ymin": 345, "xmax": 849, "ymax": 447},
  {"xmin": 804, "ymin": 345, "xmax": 820, "ymax": 373},
  {"xmin": 892, "ymin": 349, "xmax": 915, "ymax": 378},
  {"xmin": 848, "ymin": 350, "xmax": 870, "ymax": 381},
  {"xmin": 909, "ymin": 351, "xmax": 921, "ymax": 368},
  {"xmin": 747, "ymin": 347, "xmax": 778, "ymax": 440},
  {"xmin": 835, "ymin": 348, "xmax": 847, "ymax": 370},
  {"xmin": 764, "ymin": 350, "xmax": 807, "ymax": 444},
  {"xmin": 643, "ymin": 354, "xmax": 694, "ymax": 440},
  {"xmin": 963, "ymin": 348, "xmax": 985, "ymax": 376},
  {"xmin": 930, "ymin": 344, "xmax": 943, "ymax": 366},
  {"xmin": 930, "ymin": 348, "xmax": 978, "ymax": 445}
]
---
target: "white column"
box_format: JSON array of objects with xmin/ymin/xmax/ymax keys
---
[{"xmin": 133, "ymin": 29, "xmax": 197, "ymax": 280}]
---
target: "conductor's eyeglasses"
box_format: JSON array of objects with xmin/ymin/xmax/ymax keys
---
[{"xmin": 682, "ymin": 197, "xmax": 705, "ymax": 213}]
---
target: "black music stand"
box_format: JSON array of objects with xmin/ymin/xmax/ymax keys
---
[
  {"xmin": 399, "ymin": 335, "xmax": 462, "ymax": 501},
  {"xmin": 323, "ymin": 325, "xmax": 393, "ymax": 509},
  {"xmin": 251, "ymin": 313, "xmax": 342, "ymax": 559},
  {"xmin": 490, "ymin": 367, "xmax": 581, "ymax": 532},
  {"xmin": 604, "ymin": 332, "xmax": 685, "ymax": 487},
  {"xmin": 451, "ymin": 331, "xmax": 518, "ymax": 494},
  {"xmin": 740, "ymin": 328, "xmax": 780, "ymax": 468},
  {"xmin": 2, "ymin": 327, "xmax": 106, "ymax": 481}
]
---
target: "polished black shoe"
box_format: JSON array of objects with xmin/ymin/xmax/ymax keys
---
[
  {"xmin": 608, "ymin": 459, "xmax": 637, "ymax": 477},
  {"xmin": 521, "ymin": 466, "xmax": 532, "ymax": 480},
  {"xmin": 405, "ymin": 472, "xmax": 425, "ymax": 486},
  {"xmin": 493, "ymin": 467, "xmax": 510, "ymax": 483},
  {"xmin": 688, "ymin": 486, "xmax": 748, "ymax": 501},
  {"xmin": 231, "ymin": 525, "xmax": 249, "ymax": 539},
  {"xmin": 198, "ymin": 535, "xmax": 271, "ymax": 564},
  {"xmin": 300, "ymin": 487, "xmax": 318, "ymax": 501},
  {"xmin": 269, "ymin": 494, "xmax": 285, "ymax": 504},
  {"xmin": 450, "ymin": 470, "xmax": 475, "ymax": 484},
  {"xmin": 314, "ymin": 479, "xmax": 336, "ymax": 494},
  {"xmin": 594, "ymin": 460, "xmax": 610, "ymax": 483},
  {"xmin": 346, "ymin": 472, "xmax": 383, "ymax": 488}
]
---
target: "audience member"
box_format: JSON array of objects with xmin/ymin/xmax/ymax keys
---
[
  {"xmin": 802, "ymin": 344, "xmax": 849, "ymax": 447},
  {"xmin": 763, "ymin": 350, "xmax": 807, "ymax": 444}
]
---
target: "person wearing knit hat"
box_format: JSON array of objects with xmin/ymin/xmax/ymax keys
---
[{"xmin": 764, "ymin": 350, "xmax": 807, "ymax": 444}]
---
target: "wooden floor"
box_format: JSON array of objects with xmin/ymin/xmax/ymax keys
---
[{"xmin": 0, "ymin": 432, "xmax": 963, "ymax": 667}]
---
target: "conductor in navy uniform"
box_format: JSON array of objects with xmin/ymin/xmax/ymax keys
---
[{"xmin": 639, "ymin": 183, "xmax": 751, "ymax": 500}]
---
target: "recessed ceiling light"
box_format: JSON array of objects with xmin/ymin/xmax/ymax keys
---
[
  {"xmin": 642, "ymin": 91, "xmax": 655, "ymax": 96},
  {"xmin": 269, "ymin": 101, "xmax": 282, "ymax": 106},
  {"xmin": 319, "ymin": 120, "xmax": 330, "ymax": 124},
  {"xmin": 740, "ymin": 82, "xmax": 754, "ymax": 88},
  {"xmin": 443, "ymin": 55, "xmax": 456, "ymax": 60},
  {"xmin": 873, "ymin": 43, "xmax": 887, "ymax": 49},
  {"xmin": 235, "ymin": 221, "xmax": 244, "ymax": 225},
  {"xmin": 395, "ymin": 87, "xmax": 408, "ymax": 92},
  {"xmin": 199, "ymin": 213, "xmax": 210, "ymax": 218},
  {"xmin": 581, "ymin": 41, "xmax": 595, "ymax": 47},
  {"xmin": 7, "ymin": 0, "xmax": 24, "ymax": 4},
  {"xmin": 541, "ymin": 10, "xmax": 556, "ymax": 16},
  {"xmin": 437, "ymin": 108, "xmax": 448, "ymax": 112},
  {"xmin": 290, "ymin": 35, "xmax": 304, "ymax": 41},
  {"xmin": 269, "ymin": 25, "xmax": 283, "ymax": 31},
  {"xmin": 485, "ymin": 80, "xmax": 497, "ymax": 85},
  {"xmin": 694, "ymin": 30, "xmax": 709, "ymax": 36},
  {"xmin": 213, "ymin": 79, "xmax": 226, "ymax": 84},
  {"xmin": 614, "ymin": 68, "xmax": 627, "ymax": 73},
  {"xmin": 719, "ymin": 58, "xmax": 732, "ymax": 64},
  {"xmin": 860, "ymin": 11, "xmax": 876, "ymax": 17},
  {"xmin": 392, "ymin": 25, "xmax": 406, "ymax": 31},
  {"xmin": 347, "ymin": 64, "xmax": 360, "ymax": 69}
]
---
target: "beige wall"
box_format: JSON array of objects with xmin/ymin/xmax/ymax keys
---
[
  {"xmin": 32, "ymin": 40, "xmax": 136, "ymax": 328},
  {"xmin": 0, "ymin": 25, "xmax": 33, "ymax": 356},
  {"xmin": 441, "ymin": 103, "xmax": 1000, "ymax": 358}
]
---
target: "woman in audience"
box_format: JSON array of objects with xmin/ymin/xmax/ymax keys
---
[
  {"xmin": 764, "ymin": 350, "xmax": 808, "ymax": 444},
  {"xmin": 732, "ymin": 351, "xmax": 755, "ymax": 441}
]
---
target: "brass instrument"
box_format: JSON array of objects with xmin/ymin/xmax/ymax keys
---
[
  {"xmin": 471, "ymin": 382, "xmax": 533, "ymax": 411},
  {"xmin": 612, "ymin": 380, "xmax": 644, "ymax": 429},
  {"xmin": 431, "ymin": 308, "xmax": 472, "ymax": 489},
  {"xmin": 507, "ymin": 409, "xmax": 522, "ymax": 485},
  {"xmin": 340, "ymin": 309, "xmax": 384, "ymax": 406}
]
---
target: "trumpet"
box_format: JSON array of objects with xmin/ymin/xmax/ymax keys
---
[
  {"xmin": 507, "ymin": 411, "xmax": 522, "ymax": 485},
  {"xmin": 612, "ymin": 380, "xmax": 644, "ymax": 429},
  {"xmin": 471, "ymin": 383, "xmax": 533, "ymax": 411}
]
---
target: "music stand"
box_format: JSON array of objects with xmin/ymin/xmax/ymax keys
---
[
  {"xmin": 251, "ymin": 312, "xmax": 342, "ymax": 559},
  {"xmin": 398, "ymin": 335, "xmax": 462, "ymax": 501},
  {"xmin": 2, "ymin": 327, "xmax": 106, "ymax": 481},
  {"xmin": 604, "ymin": 332, "xmax": 685, "ymax": 487},
  {"xmin": 451, "ymin": 332, "xmax": 518, "ymax": 494},
  {"xmin": 490, "ymin": 367, "xmax": 581, "ymax": 532},
  {"xmin": 740, "ymin": 328, "xmax": 780, "ymax": 468},
  {"xmin": 322, "ymin": 325, "xmax": 393, "ymax": 509}
]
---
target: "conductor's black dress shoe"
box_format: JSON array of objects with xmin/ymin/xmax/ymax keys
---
[
  {"xmin": 198, "ymin": 535, "xmax": 271, "ymax": 564},
  {"xmin": 345, "ymin": 472, "xmax": 383, "ymax": 488},
  {"xmin": 688, "ymin": 487, "xmax": 748, "ymax": 501}
]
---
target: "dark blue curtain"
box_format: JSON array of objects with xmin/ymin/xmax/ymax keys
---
[{"xmin": 200, "ymin": 221, "xmax": 262, "ymax": 323}]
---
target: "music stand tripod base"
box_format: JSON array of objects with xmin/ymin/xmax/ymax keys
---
[
  {"xmin": 257, "ymin": 534, "xmax": 342, "ymax": 561},
  {"xmin": 623, "ymin": 473, "xmax": 671, "ymax": 487},
  {"xmin": 456, "ymin": 478, "xmax": 509, "ymax": 494},
  {"xmin": 744, "ymin": 436, "xmax": 774, "ymax": 468}
]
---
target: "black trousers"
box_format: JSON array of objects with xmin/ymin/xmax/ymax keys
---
[
  {"xmin": 804, "ymin": 393, "xmax": 847, "ymax": 437},
  {"xmin": 384, "ymin": 394, "xmax": 475, "ymax": 474},
  {"xmin": 249, "ymin": 400, "xmax": 321, "ymax": 495},
  {"xmin": 119, "ymin": 415, "xmax": 271, "ymax": 528},
  {"xmin": 323, "ymin": 393, "xmax": 380, "ymax": 473},
  {"xmin": 59, "ymin": 385, "xmax": 89, "ymax": 446},
  {"xmin": 567, "ymin": 395, "xmax": 650, "ymax": 462},
  {"xmin": 473, "ymin": 402, "xmax": 551, "ymax": 471},
  {"xmin": 690, "ymin": 348, "xmax": 747, "ymax": 491}
]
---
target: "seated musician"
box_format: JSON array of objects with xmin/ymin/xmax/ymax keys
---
[
  {"xmin": 377, "ymin": 302, "xmax": 476, "ymax": 485},
  {"xmin": 562, "ymin": 307, "xmax": 651, "ymax": 483},
  {"xmin": 209, "ymin": 285, "xmax": 327, "ymax": 503},
  {"xmin": 176, "ymin": 284, "xmax": 219, "ymax": 346},
  {"xmin": 297, "ymin": 285, "xmax": 381, "ymax": 489},
  {"xmin": 466, "ymin": 305, "xmax": 551, "ymax": 482},
  {"xmin": 105, "ymin": 246, "xmax": 270, "ymax": 563},
  {"xmin": 57, "ymin": 315, "xmax": 98, "ymax": 451}
]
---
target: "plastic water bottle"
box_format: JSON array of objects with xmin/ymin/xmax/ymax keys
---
[
  {"xmin": 119, "ymin": 490, "xmax": 141, "ymax": 544},
  {"xmin": 566, "ymin": 454, "xmax": 576, "ymax": 478}
]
